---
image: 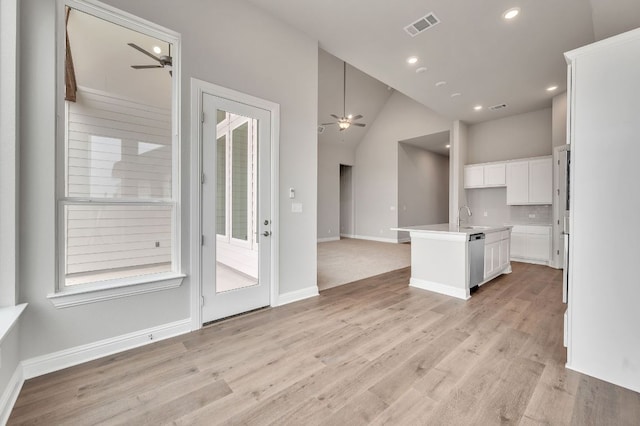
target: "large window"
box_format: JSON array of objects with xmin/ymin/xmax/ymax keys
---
[{"xmin": 55, "ymin": 1, "xmax": 181, "ymax": 298}]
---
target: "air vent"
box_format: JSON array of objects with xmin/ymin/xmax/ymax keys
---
[
  {"xmin": 318, "ymin": 125, "xmax": 325, "ymax": 134},
  {"xmin": 404, "ymin": 12, "xmax": 440, "ymax": 37},
  {"xmin": 489, "ymin": 103, "xmax": 508, "ymax": 111}
]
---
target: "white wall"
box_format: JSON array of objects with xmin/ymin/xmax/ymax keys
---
[
  {"xmin": 552, "ymin": 92, "xmax": 568, "ymax": 148},
  {"xmin": 18, "ymin": 0, "xmax": 318, "ymax": 361},
  {"xmin": 467, "ymin": 108, "xmax": 553, "ymax": 164},
  {"xmin": 354, "ymin": 91, "xmax": 450, "ymax": 241},
  {"xmin": 566, "ymin": 28, "xmax": 640, "ymax": 393},
  {"xmin": 450, "ymin": 120, "xmax": 468, "ymax": 225},
  {"xmin": 317, "ymin": 143, "xmax": 355, "ymax": 240},
  {"xmin": 397, "ymin": 144, "xmax": 449, "ymax": 229}
]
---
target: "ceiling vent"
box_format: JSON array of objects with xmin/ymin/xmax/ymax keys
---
[
  {"xmin": 318, "ymin": 125, "xmax": 325, "ymax": 134},
  {"xmin": 489, "ymin": 103, "xmax": 508, "ymax": 111},
  {"xmin": 404, "ymin": 12, "xmax": 440, "ymax": 37}
]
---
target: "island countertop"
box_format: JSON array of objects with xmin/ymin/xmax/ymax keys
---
[{"xmin": 392, "ymin": 223, "xmax": 512, "ymax": 236}]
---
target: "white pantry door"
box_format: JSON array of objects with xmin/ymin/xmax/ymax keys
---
[{"xmin": 201, "ymin": 93, "xmax": 271, "ymax": 323}]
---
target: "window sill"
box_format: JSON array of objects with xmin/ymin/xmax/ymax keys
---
[
  {"xmin": 47, "ymin": 272, "xmax": 186, "ymax": 309},
  {"xmin": 0, "ymin": 303, "xmax": 27, "ymax": 344}
]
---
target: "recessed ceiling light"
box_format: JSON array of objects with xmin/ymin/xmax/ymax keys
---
[
  {"xmin": 435, "ymin": 81, "xmax": 447, "ymax": 87},
  {"xmin": 474, "ymin": 105, "xmax": 483, "ymax": 111},
  {"xmin": 546, "ymin": 85, "xmax": 558, "ymax": 92},
  {"xmin": 446, "ymin": 144, "xmax": 451, "ymax": 148},
  {"xmin": 451, "ymin": 93, "xmax": 461, "ymax": 98},
  {"xmin": 416, "ymin": 67, "xmax": 427, "ymax": 74},
  {"xmin": 503, "ymin": 7, "xmax": 520, "ymax": 20},
  {"xmin": 153, "ymin": 46, "xmax": 162, "ymax": 54},
  {"xmin": 407, "ymin": 56, "xmax": 418, "ymax": 65}
]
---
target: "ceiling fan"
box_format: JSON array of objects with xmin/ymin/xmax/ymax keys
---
[
  {"xmin": 128, "ymin": 42, "xmax": 172, "ymax": 76},
  {"xmin": 322, "ymin": 61, "xmax": 365, "ymax": 131}
]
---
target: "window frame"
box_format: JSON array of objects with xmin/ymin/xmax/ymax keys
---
[{"xmin": 49, "ymin": 0, "xmax": 184, "ymax": 307}]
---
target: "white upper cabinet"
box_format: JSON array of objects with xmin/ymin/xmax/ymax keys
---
[
  {"xmin": 484, "ymin": 163, "xmax": 506, "ymax": 186},
  {"xmin": 506, "ymin": 161, "xmax": 529, "ymax": 204},
  {"xmin": 464, "ymin": 163, "xmax": 505, "ymax": 188},
  {"xmin": 528, "ymin": 158, "xmax": 553, "ymax": 204},
  {"xmin": 464, "ymin": 165, "xmax": 484, "ymax": 188},
  {"xmin": 506, "ymin": 157, "xmax": 552, "ymax": 205}
]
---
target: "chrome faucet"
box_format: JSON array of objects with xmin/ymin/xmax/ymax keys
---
[{"xmin": 458, "ymin": 205, "xmax": 472, "ymax": 228}]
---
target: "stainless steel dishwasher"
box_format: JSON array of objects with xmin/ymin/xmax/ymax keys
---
[{"xmin": 468, "ymin": 233, "xmax": 485, "ymax": 290}]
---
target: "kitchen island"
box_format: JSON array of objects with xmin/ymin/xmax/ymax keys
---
[{"xmin": 392, "ymin": 224, "xmax": 512, "ymax": 300}]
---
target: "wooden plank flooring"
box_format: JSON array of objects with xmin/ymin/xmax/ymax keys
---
[{"xmin": 9, "ymin": 262, "xmax": 640, "ymax": 425}]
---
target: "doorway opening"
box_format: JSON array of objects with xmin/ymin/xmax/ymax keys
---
[{"xmin": 339, "ymin": 164, "xmax": 354, "ymax": 239}]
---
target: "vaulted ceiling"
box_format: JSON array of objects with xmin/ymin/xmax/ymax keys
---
[{"xmin": 248, "ymin": 0, "xmax": 640, "ymax": 124}]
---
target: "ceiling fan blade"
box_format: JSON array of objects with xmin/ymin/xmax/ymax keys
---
[
  {"xmin": 351, "ymin": 114, "xmax": 363, "ymax": 121},
  {"xmin": 330, "ymin": 114, "xmax": 340, "ymax": 119},
  {"xmin": 351, "ymin": 123, "xmax": 366, "ymax": 127},
  {"xmin": 128, "ymin": 43, "xmax": 161, "ymax": 63},
  {"xmin": 131, "ymin": 65, "xmax": 163, "ymax": 69},
  {"xmin": 321, "ymin": 122, "xmax": 337, "ymax": 126}
]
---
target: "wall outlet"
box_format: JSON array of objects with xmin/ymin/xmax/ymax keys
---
[
  {"xmin": 390, "ymin": 206, "xmax": 396, "ymax": 211},
  {"xmin": 529, "ymin": 213, "xmax": 536, "ymax": 218},
  {"xmin": 291, "ymin": 203, "xmax": 303, "ymax": 213},
  {"xmin": 483, "ymin": 211, "xmax": 488, "ymax": 217}
]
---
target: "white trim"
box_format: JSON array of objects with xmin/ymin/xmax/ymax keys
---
[
  {"xmin": 0, "ymin": 304, "xmax": 26, "ymax": 344},
  {"xmin": 0, "ymin": 363, "xmax": 24, "ymax": 426},
  {"xmin": 21, "ymin": 318, "xmax": 191, "ymax": 380},
  {"xmin": 47, "ymin": 274, "xmax": 185, "ymax": 308},
  {"xmin": 409, "ymin": 277, "xmax": 470, "ymax": 300},
  {"xmin": 509, "ymin": 256, "xmax": 549, "ymax": 266},
  {"xmin": 190, "ymin": 78, "xmax": 280, "ymax": 331},
  {"xmin": 275, "ymin": 286, "xmax": 319, "ymax": 307},
  {"xmin": 340, "ymin": 233, "xmax": 356, "ymax": 239},
  {"xmin": 352, "ymin": 235, "xmax": 402, "ymax": 244},
  {"xmin": 317, "ymin": 236, "xmax": 340, "ymax": 243},
  {"xmin": 0, "ymin": 0, "xmax": 19, "ymax": 307}
]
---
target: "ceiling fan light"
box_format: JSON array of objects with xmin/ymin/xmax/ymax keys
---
[{"xmin": 338, "ymin": 120, "xmax": 351, "ymax": 130}]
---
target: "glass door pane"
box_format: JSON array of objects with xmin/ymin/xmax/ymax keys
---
[{"xmin": 215, "ymin": 110, "xmax": 258, "ymax": 293}]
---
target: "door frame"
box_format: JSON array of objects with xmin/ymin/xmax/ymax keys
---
[{"xmin": 190, "ymin": 78, "xmax": 279, "ymax": 331}]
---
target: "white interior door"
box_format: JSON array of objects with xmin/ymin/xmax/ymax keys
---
[{"xmin": 201, "ymin": 93, "xmax": 271, "ymax": 323}]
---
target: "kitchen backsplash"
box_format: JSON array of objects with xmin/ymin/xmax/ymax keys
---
[{"xmin": 464, "ymin": 187, "xmax": 553, "ymax": 226}]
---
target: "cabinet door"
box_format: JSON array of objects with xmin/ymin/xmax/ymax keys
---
[
  {"xmin": 506, "ymin": 161, "xmax": 529, "ymax": 205},
  {"xmin": 500, "ymin": 238, "xmax": 510, "ymax": 268},
  {"xmin": 510, "ymin": 233, "xmax": 527, "ymax": 258},
  {"xmin": 484, "ymin": 243, "xmax": 493, "ymax": 279},
  {"xmin": 484, "ymin": 163, "xmax": 506, "ymax": 186},
  {"xmin": 464, "ymin": 165, "xmax": 484, "ymax": 188},
  {"xmin": 528, "ymin": 234, "xmax": 551, "ymax": 261},
  {"xmin": 529, "ymin": 158, "xmax": 553, "ymax": 204}
]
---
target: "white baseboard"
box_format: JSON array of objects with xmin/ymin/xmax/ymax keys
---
[
  {"xmin": 21, "ymin": 318, "xmax": 192, "ymax": 380},
  {"xmin": 410, "ymin": 277, "xmax": 470, "ymax": 300},
  {"xmin": 340, "ymin": 233, "xmax": 355, "ymax": 238},
  {"xmin": 510, "ymin": 257, "xmax": 550, "ymax": 266},
  {"xmin": 0, "ymin": 363, "xmax": 24, "ymax": 425},
  {"xmin": 317, "ymin": 236, "xmax": 340, "ymax": 243},
  {"xmin": 275, "ymin": 286, "xmax": 319, "ymax": 306},
  {"xmin": 352, "ymin": 235, "xmax": 401, "ymax": 244},
  {"xmin": 397, "ymin": 237, "xmax": 411, "ymax": 243}
]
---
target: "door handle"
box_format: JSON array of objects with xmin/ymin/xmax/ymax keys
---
[{"xmin": 262, "ymin": 231, "xmax": 271, "ymax": 237}]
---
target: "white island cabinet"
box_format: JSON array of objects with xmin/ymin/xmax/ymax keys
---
[{"xmin": 392, "ymin": 224, "xmax": 512, "ymax": 300}]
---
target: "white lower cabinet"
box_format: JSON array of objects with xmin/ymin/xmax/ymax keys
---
[
  {"xmin": 510, "ymin": 225, "xmax": 551, "ymax": 264},
  {"xmin": 484, "ymin": 230, "xmax": 511, "ymax": 280}
]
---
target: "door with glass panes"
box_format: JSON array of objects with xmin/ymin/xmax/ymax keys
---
[{"xmin": 201, "ymin": 93, "xmax": 271, "ymax": 322}]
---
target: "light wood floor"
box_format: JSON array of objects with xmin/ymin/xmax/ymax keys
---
[{"xmin": 9, "ymin": 262, "xmax": 640, "ymax": 425}]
